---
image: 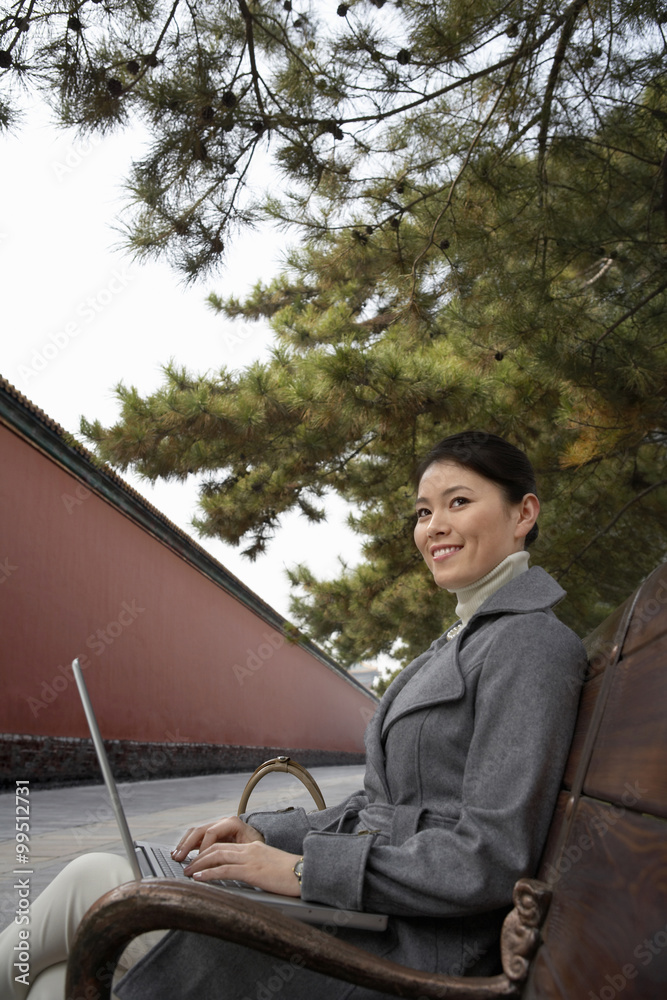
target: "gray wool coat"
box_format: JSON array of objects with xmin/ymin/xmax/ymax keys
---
[{"xmin": 116, "ymin": 567, "xmax": 586, "ymax": 1000}]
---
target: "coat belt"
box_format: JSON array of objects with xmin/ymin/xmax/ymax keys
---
[{"xmin": 354, "ymin": 802, "xmax": 435, "ymax": 845}]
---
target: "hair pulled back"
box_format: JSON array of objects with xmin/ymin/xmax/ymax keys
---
[{"xmin": 415, "ymin": 431, "xmax": 539, "ymax": 547}]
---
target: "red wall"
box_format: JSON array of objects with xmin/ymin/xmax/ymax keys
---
[{"xmin": 0, "ymin": 422, "xmax": 376, "ymax": 751}]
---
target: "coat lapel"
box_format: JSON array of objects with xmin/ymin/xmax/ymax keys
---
[
  {"xmin": 363, "ymin": 635, "xmax": 464, "ymax": 794},
  {"xmin": 380, "ymin": 635, "xmax": 466, "ymax": 735}
]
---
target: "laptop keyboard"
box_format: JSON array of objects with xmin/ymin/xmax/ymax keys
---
[
  {"xmin": 152, "ymin": 845, "xmax": 195, "ymax": 879},
  {"xmin": 151, "ymin": 845, "xmax": 261, "ymax": 891}
]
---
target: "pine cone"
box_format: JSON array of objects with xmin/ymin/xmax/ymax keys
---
[
  {"xmin": 323, "ymin": 120, "xmax": 344, "ymax": 140},
  {"xmin": 0, "ymin": 51, "xmax": 12, "ymax": 69},
  {"xmin": 67, "ymin": 16, "xmax": 82, "ymax": 32},
  {"xmin": 126, "ymin": 60, "xmax": 140, "ymax": 74},
  {"xmin": 107, "ymin": 78, "xmax": 123, "ymax": 96}
]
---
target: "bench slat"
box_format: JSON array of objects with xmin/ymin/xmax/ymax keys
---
[
  {"xmin": 527, "ymin": 796, "xmax": 667, "ymax": 1000},
  {"xmin": 562, "ymin": 674, "xmax": 602, "ymax": 789},
  {"xmin": 583, "ymin": 635, "xmax": 667, "ymax": 817},
  {"xmin": 623, "ymin": 566, "xmax": 667, "ymax": 657},
  {"xmin": 523, "ymin": 948, "xmax": 567, "ymax": 1000},
  {"xmin": 584, "ymin": 598, "xmax": 630, "ymax": 678},
  {"xmin": 536, "ymin": 792, "xmax": 568, "ymax": 880}
]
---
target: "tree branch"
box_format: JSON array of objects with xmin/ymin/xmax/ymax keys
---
[
  {"xmin": 536, "ymin": 0, "xmax": 588, "ymax": 197},
  {"xmin": 556, "ymin": 478, "xmax": 667, "ymax": 580},
  {"xmin": 590, "ymin": 277, "xmax": 667, "ymax": 369},
  {"xmin": 238, "ymin": 0, "xmax": 266, "ymax": 118}
]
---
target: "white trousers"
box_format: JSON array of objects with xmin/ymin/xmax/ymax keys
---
[{"xmin": 0, "ymin": 853, "xmax": 165, "ymax": 1000}]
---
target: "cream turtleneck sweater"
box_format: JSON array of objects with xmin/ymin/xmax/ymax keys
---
[{"xmin": 449, "ymin": 550, "xmax": 530, "ymax": 632}]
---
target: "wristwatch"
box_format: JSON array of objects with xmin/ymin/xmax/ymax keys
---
[{"xmin": 293, "ymin": 857, "xmax": 304, "ymax": 885}]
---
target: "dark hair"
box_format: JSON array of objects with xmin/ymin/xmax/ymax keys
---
[{"xmin": 415, "ymin": 431, "xmax": 539, "ymax": 547}]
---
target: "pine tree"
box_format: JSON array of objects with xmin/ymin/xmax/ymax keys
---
[
  {"xmin": 81, "ymin": 86, "xmax": 667, "ymax": 663},
  {"xmin": 4, "ymin": 1, "xmax": 666, "ymax": 663}
]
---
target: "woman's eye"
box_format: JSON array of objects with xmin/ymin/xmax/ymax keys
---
[
  {"xmin": 416, "ymin": 507, "xmax": 431, "ymax": 518},
  {"xmin": 450, "ymin": 497, "xmax": 469, "ymax": 508}
]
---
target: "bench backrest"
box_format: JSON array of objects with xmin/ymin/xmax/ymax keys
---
[{"xmin": 524, "ymin": 562, "xmax": 667, "ymax": 999}]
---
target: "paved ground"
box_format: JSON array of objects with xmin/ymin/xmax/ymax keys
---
[{"xmin": 0, "ymin": 765, "xmax": 365, "ymax": 932}]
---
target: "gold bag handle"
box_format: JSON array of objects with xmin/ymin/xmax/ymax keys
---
[{"xmin": 237, "ymin": 756, "xmax": 326, "ymax": 816}]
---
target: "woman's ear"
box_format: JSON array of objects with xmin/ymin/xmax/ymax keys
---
[{"xmin": 515, "ymin": 493, "xmax": 540, "ymax": 541}]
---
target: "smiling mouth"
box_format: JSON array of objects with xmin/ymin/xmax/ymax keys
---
[{"xmin": 431, "ymin": 545, "xmax": 463, "ymax": 561}]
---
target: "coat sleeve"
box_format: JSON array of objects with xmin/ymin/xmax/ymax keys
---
[
  {"xmin": 298, "ymin": 613, "xmax": 586, "ymax": 917},
  {"xmin": 243, "ymin": 789, "xmax": 370, "ymax": 855}
]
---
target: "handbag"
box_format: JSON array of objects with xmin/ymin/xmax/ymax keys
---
[{"xmin": 237, "ymin": 755, "xmax": 326, "ymax": 815}]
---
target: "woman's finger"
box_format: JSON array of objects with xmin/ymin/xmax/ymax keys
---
[
  {"xmin": 172, "ymin": 824, "xmax": 208, "ymax": 859},
  {"xmin": 173, "ymin": 816, "xmax": 264, "ymax": 860}
]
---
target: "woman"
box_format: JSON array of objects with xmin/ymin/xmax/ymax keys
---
[{"xmin": 0, "ymin": 431, "xmax": 586, "ymax": 999}]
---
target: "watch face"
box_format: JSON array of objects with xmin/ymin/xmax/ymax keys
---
[{"xmin": 294, "ymin": 859, "xmax": 304, "ymax": 881}]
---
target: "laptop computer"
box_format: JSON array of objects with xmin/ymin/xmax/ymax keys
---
[{"xmin": 72, "ymin": 658, "xmax": 387, "ymax": 930}]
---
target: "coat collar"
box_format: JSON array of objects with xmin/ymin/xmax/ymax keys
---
[{"xmin": 464, "ymin": 565, "xmax": 565, "ymax": 623}]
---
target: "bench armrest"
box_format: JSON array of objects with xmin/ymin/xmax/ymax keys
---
[{"xmin": 66, "ymin": 878, "xmax": 550, "ymax": 1000}]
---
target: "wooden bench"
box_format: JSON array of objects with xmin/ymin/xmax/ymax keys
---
[{"xmin": 66, "ymin": 562, "xmax": 667, "ymax": 999}]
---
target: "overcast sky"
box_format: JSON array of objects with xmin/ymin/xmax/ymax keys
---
[{"xmin": 1, "ymin": 100, "xmax": 364, "ymax": 634}]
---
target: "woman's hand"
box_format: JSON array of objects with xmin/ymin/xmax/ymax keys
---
[
  {"xmin": 171, "ymin": 816, "xmax": 264, "ymax": 861},
  {"xmin": 183, "ymin": 841, "xmax": 303, "ymax": 897}
]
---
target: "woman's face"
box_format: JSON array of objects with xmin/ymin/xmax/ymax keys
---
[{"xmin": 414, "ymin": 460, "xmax": 538, "ymax": 591}]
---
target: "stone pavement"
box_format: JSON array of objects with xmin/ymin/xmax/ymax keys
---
[{"xmin": 0, "ymin": 764, "xmax": 366, "ymax": 932}]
